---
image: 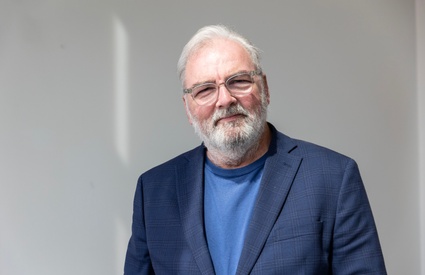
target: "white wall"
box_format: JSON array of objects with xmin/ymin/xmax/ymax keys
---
[
  {"xmin": 417, "ymin": 0, "xmax": 425, "ymax": 274},
  {"xmin": 0, "ymin": 1, "xmax": 422, "ymax": 274}
]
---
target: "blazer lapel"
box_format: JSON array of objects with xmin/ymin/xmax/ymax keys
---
[
  {"xmin": 236, "ymin": 133, "xmax": 302, "ymax": 275},
  {"xmin": 176, "ymin": 145, "xmax": 215, "ymax": 275}
]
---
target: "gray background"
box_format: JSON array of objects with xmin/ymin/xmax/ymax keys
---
[{"xmin": 1, "ymin": 0, "xmax": 424, "ymax": 274}]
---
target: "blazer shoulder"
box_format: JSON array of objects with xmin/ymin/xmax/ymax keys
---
[
  {"xmin": 276, "ymin": 131, "xmax": 355, "ymax": 167},
  {"xmin": 139, "ymin": 144, "xmax": 204, "ymax": 181}
]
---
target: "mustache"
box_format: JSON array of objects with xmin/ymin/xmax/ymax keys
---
[{"xmin": 212, "ymin": 104, "xmax": 249, "ymax": 125}]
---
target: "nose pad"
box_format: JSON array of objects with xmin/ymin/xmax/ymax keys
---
[{"xmin": 216, "ymin": 83, "xmax": 236, "ymax": 107}]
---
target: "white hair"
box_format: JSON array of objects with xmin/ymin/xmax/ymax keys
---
[{"xmin": 177, "ymin": 25, "xmax": 262, "ymax": 86}]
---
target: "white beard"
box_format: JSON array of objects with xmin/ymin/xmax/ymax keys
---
[{"xmin": 187, "ymin": 90, "xmax": 268, "ymax": 162}]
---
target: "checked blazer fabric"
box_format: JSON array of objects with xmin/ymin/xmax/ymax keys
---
[{"xmin": 124, "ymin": 124, "xmax": 386, "ymax": 274}]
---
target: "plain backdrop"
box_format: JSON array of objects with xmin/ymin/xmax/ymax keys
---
[{"xmin": 1, "ymin": 0, "xmax": 424, "ymax": 274}]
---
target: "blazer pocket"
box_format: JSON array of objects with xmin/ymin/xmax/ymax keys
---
[{"xmin": 267, "ymin": 219, "xmax": 323, "ymax": 243}]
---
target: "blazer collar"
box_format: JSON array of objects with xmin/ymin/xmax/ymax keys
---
[
  {"xmin": 236, "ymin": 124, "xmax": 302, "ymax": 274},
  {"xmin": 176, "ymin": 145, "xmax": 215, "ymax": 275}
]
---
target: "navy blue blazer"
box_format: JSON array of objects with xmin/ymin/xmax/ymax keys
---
[{"xmin": 124, "ymin": 124, "xmax": 386, "ymax": 274}]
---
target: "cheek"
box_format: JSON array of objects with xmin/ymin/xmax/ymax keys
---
[
  {"xmin": 187, "ymin": 104, "xmax": 215, "ymax": 122},
  {"xmin": 239, "ymin": 92, "xmax": 263, "ymax": 111}
]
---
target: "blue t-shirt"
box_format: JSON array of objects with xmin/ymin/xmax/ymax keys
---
[{"xmin": 204, "ymin": 154, "xmax": 267, "ymax": 275}]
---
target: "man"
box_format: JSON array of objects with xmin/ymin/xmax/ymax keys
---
[{"xmin": 124, "ymin": 25, "xmax": 386, "ymax": 274}]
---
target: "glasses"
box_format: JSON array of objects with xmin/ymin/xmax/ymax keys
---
[{"xmin": 183, "ymin": 70, "xmax": 262, "ymax": 106}]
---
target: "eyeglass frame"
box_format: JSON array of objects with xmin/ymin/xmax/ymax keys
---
[{"xmin": 182, "ymin": 69, "xmax": 262, "ymax": 105}]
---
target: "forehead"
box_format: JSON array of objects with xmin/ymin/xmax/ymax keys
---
[{"xmin": 185, "ymin": 39, "xmax": 254, "ymax": 85}]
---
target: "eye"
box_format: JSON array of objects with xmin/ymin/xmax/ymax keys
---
[
  {"xmin": 227, "ymin": 74, "xmax": 252, "ymax": 90},
  {"xmin": 193, "ymin": 84, "xmax": 216, "ymax": 99}
]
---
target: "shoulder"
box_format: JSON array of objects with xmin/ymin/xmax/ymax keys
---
[
  {"xmin": 139, "ymin": 144, "xmax": 204, "ymax": 181},
  {"xmin": 272, "ymin": 127, "xmax": 364, "ymax": 201},
  {"xmin": 273, "ymin": 127, "xmax": 355, "ymax": 170}
]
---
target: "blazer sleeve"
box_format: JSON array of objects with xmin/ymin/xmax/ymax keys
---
[
  {"xmin": 332, "ymin": 159, "xmax": 386, "ymax": 274},
  {"xmin": 124, "ymin": 177, "xmax": 154, "ymax": 275}
]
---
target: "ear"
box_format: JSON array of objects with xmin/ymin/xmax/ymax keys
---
[
  {"xmin": 262, "ymin": 74, "xmax": 270, "ymax": 104},
  {"xmin": 182, "ymin": 95, "xmax": 193, "ymax": 125}
]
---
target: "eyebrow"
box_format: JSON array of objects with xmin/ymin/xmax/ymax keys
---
[{"xmin": 189, "ymin": 70, "xmax": 252, "ymax": 88}]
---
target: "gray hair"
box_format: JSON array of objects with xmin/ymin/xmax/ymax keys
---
[{"xmin": 177, "ymin": 25, "xmax": 262, "ymax": 86}]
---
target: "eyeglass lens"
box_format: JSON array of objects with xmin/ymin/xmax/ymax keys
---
[{"xmin": 192, "ymin": 72, "xmax": 254, "ymax": 105}]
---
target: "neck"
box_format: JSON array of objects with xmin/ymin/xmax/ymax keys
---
[{"xmin": 206, "ymin": 124, "xmax": 271, "ymax": 169}]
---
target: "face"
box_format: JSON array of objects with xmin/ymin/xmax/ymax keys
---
[{"xmin": 183, "ymin": 39, "xmax": 270, "ymax": 155}]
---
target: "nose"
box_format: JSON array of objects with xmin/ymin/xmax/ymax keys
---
[{"xmin": 215, "ymin": 83, "xmax": 237, "ymax": 108}]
